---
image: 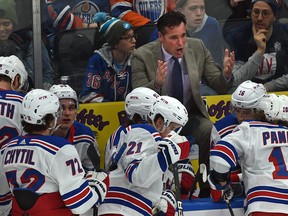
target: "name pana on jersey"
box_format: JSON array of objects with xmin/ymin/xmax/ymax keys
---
[{"xmin": 210, "ymin": 120, "xmax": 288, "ymax": 216}]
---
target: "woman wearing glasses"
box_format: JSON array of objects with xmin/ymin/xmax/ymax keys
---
[
  {"xmin": 224, "ymin": 0, "xmax": 288, "ymax": 93},
  {"xmin": 80, "ymin": 17, "xmax": 136, "ymax": 103}
]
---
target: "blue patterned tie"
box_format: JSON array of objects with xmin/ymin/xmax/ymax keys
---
[{"xmin": 172, "ymin": 57, "xmax": 183, "ymax": 103}]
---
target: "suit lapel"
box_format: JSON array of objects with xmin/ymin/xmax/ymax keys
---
[
  {"xmin": 153, "ymin": 40, "xmax": 163, "ymax": 61},
  {"xmin": 183, "ymin": 45, "xmax": 200, "ymax": 93}
]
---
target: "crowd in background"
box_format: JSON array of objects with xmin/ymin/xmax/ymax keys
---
[{"xmin": 2, "ymin": 0, "xmax": 287, "ymax": 96}]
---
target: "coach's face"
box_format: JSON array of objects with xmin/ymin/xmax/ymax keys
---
[
  {"xmin": 158, "ymin": 22, "xmax": 187, "ymax": 58},
  {"xmin": 58, "ymin": 99, "xmax": 77, "ymax": 130}
]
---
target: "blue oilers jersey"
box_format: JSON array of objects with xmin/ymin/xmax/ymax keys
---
[{"xmin": 41, "ymin": 0, "xmax": 110, "ymax": 33}]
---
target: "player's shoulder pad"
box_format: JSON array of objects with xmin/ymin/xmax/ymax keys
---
[
  {"xmin": 1, "ymin": 90, "xmax": 25, "ymax": 103},
  {"xmin": 246, "ymin": 120, "xmax": 282, "ymax": 129},
  {"xmin": 42, "ymin": 135, "xmax": 72, "ymax": 148},
  {"xmin": 73, "ymin": 121, "xmax": 94, "ymax": 136},
  {"xmin": 214, "ymin": 114, "xmax": 239, "ymax": 130},
  {"xmin": 130, "ymin": 123, "xmax": 158, "ymax": 133}
]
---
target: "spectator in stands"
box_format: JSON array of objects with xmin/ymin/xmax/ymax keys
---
[
  {"xmin": 224, "ymin": 0, "xmax": 288, "ymax": 92},
  {"xmin": 227, "ymin": 0, "xmax": 252, "ymax": 19},
  {"xmin": 176, "ymin": 0, "xmax": 224, "ymax": 96},
  {"xmin": 41, "ymin": 0, "xmax": 111, "ymax": 35},
  {"xmin": 110, "ymin": 0, "xmax": 175, "ymax": 27},
  {"xmin": 79, "ymin": 17, "xmax": 135, "ymax": 103},
  {"xmin": 176, "ymin": 0, "xmax": 224, "ymax": 66},
  {"xmin": 0, "ymin": 0, "xmax": 54, "ymax": 90},
  {"xmin": 131, "ymin": 11, "xmax": 235, "ymax": 197},
  {"xmin": 110, "ymin": 0, "xmax": 176, "ymax": 48},
  {"xmin": 209, "ymin": 93, "xmax": 288, "ymax": 215},
  {"xmin": 227, "ymin": 0, "xmax": 287, "ymax": 20}
]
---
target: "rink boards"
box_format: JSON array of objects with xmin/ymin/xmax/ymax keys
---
[{"xmin": 181, "ymin": 197, "xmax": 244, "ymax": 215}]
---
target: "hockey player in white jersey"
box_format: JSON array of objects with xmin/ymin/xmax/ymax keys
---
[
  {"xmin": 105, "ymin": 87, "xmax": 194, "ymax": 201},
  {"xmin": 98, "ymin": 95, "xmax": 189, "ymax": 216},
  {"xmin": 209, "ymin": 80, "xmax": 267, "ymax": 198},
  {"xmin": 0, "ymin": 55, "xmax": 28, "ymax": 147},
  {"xmin": 209, "ymin": 93, "xmax": 288, "ymax": 216},
  {"xmin": 49, "ymin": 84, "xmax": 101, "ymax": 171},
  {"xmin": 0, "ymin": 55, "xmax": 28, "ymax": 216},
  {"xmin": 104, "ymin": 87, "xmax": 160, "ymax": 171},
  {"xmin": 210, "ymin": 80, "xmax": 267, "ymax": 148},
  {"xmin": 0, "ymin": 89, "xmax": 109, "ymax": 215}
]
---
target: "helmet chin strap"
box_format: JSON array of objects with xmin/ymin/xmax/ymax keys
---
[
  {"xmin": 48, "ymin": 118, "xmax": 61, "ymax": 135},
  {"xmin": 176, "ymin": 127, "xmax": 183, "ymax": 135}
]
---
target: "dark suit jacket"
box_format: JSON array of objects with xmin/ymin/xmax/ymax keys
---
[{"xmin": 131, "ymin": 38, "xmax": 231, "ymax": 118}]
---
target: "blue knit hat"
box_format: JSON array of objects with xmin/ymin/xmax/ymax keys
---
[
  {"xmin": 100, "ymin": 18, "xmax": 132, "ymax": 47},
  {"xmin": 251, "ymin": 0, "xmax": 281, "ymax": 14}
]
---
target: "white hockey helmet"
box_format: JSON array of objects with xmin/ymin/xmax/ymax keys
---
[
  {"xmin": 257, "ymin": 94, "xmax": 288, "ymax": 122},
  {"xmin": 49, "ymin": 84, "xmax": 79, "ymax": 109},
  {"xmin": 125, "ymin": 87, "xmax": 160, "ymax": 121},
  {"xmin": 21, "ymin": 89, "xmax": 60, "ymax": 125},
  {"xmin": 148, "ymin": 95, "xmax": 188, "ymax": 127},
  {"xmin": 232, "ymin": 80, "xmax": 267, "ymax": 109},
  {"xmin": 0, "ymin": 55, "xmax": 28, "ymax": 90}
]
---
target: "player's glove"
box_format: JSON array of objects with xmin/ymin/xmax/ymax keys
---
[
  {"xmin": 157, "ymin": 138, "xmax": 181, "ymax": 172},
  {"xmin": 208, "ymin": 174, "xmax": 233, "ymax": 202},
  {"xmin": 85, "ymin": 170, "xmax": 110, "ymax": 204},
  {"xmin": 153, "ymin": 189, "xmax": 177, "ymax": 216},
  {"xmin": 230, "ymin": 172, "xmax": 245, "ymax": 196},
  {"xmin": 170, "ymin": 159, "xmax": 195, "ymax": 199},
  {"xmin": 168, "ymin": 131, "xmax": 191, "ymax": 160}
]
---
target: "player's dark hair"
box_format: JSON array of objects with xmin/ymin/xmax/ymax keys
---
[
  {"xmin": 123, "ymin": 113, "xmax": 144, "ymax": 127},
  {"xmin": 175, "ymin": 0, "xmax": 187, "ymax": 9},
  {"xmin": 256, "ymin": 110, "xmax": 288, "ymax": 126},
  {"xmin": 157, "ymin": 11, "xmax": 186, "ymax": 35},
  {"xmin": 254, "ymin": 110, "xmax": 267, "ymax": 122},
  {"xmin": 22, "ymin": 114, "xmax": 55, "ymax": 134},
  {"xmin": 0, "ymin": 74, "xmax": 12, "ymax": 83},
  {"xmin": 154, "ymin": 114, "xmax": 164, "ymax": 122},
  {"xmin": 132, "ymin": 113, "xmax": 143, "ymax": 124}
]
